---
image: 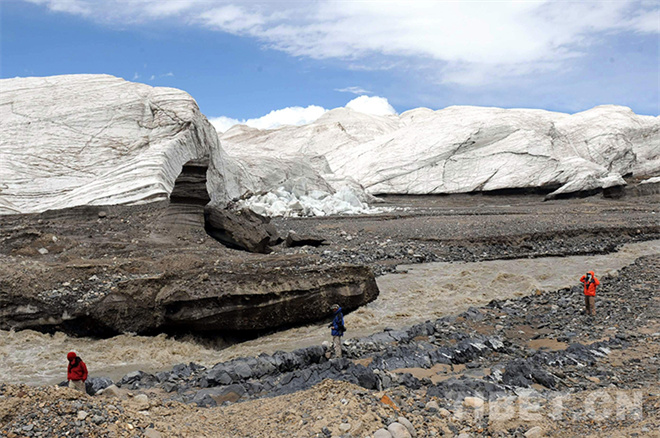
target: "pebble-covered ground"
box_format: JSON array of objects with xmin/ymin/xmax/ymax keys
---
[
  {"xmin": 272, "ymin": 194, "xmax": 660, "ymax": 275},
  {"xmin": 1, "ymin": 251, "xmax": 658, "ymax": 438}
]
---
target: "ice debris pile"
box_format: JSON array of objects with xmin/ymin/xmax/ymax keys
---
[{"xmin": 238, "ymin": 186, "xmax": 387, "ymax": 217}]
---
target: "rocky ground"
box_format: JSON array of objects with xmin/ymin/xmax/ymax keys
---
[
  {"xmin": 273, "ymin": 194, "xmax": 660, "ymax": 275},
  {"xmin": 0, "ymin": 253, "xmax": 658, "ymax": 437},
  {"xmin": 0, "ymin": 192, "xmax": 659, "ymax": 437}
]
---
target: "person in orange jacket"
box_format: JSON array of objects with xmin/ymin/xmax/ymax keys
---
[
  {"xmin": 67, "ymin": 351, "xmax": 88, "ymax": 393},
  {"xmin": 580, "ymin": 271, "xmax": 600, "ymax": 316}
]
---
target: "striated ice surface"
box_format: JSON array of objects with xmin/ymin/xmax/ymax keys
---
[
  {"xmin": 2, "ymin": 74, "xmax": 657, "ymax": 218},
  {"xmin": 0, "ymin": 74, "xmax": 242, "ymax": 214},
  {"xmin": 220, "ymin": 105, "xmax": 660, "ymax": 199}
]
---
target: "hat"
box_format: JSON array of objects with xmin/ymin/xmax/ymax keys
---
[
  {"xmin": 331, "ymin": 304, "xmax": 340, "ymax": 311},
  {"xmin": 67, "ymin": 352, "xmax": 77, "ymax": 361}
]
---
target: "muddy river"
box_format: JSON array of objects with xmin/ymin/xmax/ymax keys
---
[{"xmin": 2, "ymin": 240, "xmax": 658, "ymax": 385}]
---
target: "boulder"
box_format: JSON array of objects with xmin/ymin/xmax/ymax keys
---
[
  {"xmin": 388, "ymin": 422, "xmax": 412, "ymax": 438},
  {"xmin": 97, "ymin": 384, "xmax": 121, "ymax": 398},
  {"xmin": 204, "ymin": 204, "xmax": 279, "ymax": 253},
  {"xmin": 285, "ymin": 231, "xmax": 327, "ymax": 248},
  {"xmin": 397, "ymin": 416, "xmax": 416, "ymax": 437},
  {"xmin": 501, "ymin": 359, "xmax": 556, "ymax": 389},
  {"xmin": 192, "ymin": 384, "xmax": 246, "ymax": 406},
  {"xmin": 85, "ymin": 377, "xmax": 113, "ymax": 395},
  {"xmin": 374, "ymin": 429, "xmax": 393, "ymax": 438}
]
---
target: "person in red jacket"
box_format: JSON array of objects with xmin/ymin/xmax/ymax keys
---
[
  {"xmin": 67, "ymin": 351, "xmax": 88, "ymax": 393},
  {"xmin": 580, "ymin": 271, "xmax": 600, "ymax": 316}
]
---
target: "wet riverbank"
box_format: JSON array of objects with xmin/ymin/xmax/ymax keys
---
[
  {"xmin": 2, "ymin": 239, "xmax": 658, "ymax": 386},
  {"xmin": 1, "ymin": 252, "xmax": 658, "ymax": 437}
]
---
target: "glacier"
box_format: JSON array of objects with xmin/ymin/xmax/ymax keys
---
[
  {"xmin": 220, "ymin": 105, "xmax": 660, "ymax": 200},
  {"xmin": 0, "ymin": 74, "xmax": 243, "ymax": 214},
  {"xmin": 1, "ymin": 74, "xmax": 658, "ymax": 217}
]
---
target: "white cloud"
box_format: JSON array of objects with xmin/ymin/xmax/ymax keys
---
[
  {"xmin": 210, "ymin": 105, "xmax": 326, "ymax": 132},
  {"xmin": 142, "ymin": 72, "xmax": 173, "ymax": 82},
  {"xmin": 25, "ymin": 0, "xmax": 90, "ymax": 15},
  {"xmin": 24, "ymin": 1, "xmax": 660, "ymax": 86},
  {"xmin": 345, "ymin": 96, "xmax": 397, "ymax": 116},
  {"xmin": 335, "ymin": 86, "xmax": 372, "ymax": 95},
  {"xmin": 210, "ymin": 96, "xmax": 396, "ymax": 132},
  {"xmin": 209, "ymin": 116, "xmax": 242, "ymax": 133}
]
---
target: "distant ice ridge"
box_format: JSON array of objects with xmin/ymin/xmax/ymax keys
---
[
  {"xmin": 238, "ymin": 186, "xmax": 387, "ymax": 218},
  {"xmin": 220, "ymin": 105, "xmax": 660, "ymax": 199}
]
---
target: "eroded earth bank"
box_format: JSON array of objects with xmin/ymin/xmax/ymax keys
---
[{"xmin": 1, "ymin": 193, "xmax": 659, "ymax": 438}]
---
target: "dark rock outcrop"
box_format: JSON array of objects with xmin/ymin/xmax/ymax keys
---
[
  {"xmin": 285, "ymin": 231, "xmax": 327, "ymax": 248},
  {"xmin": 160, "ymin": 265, "xmax": 379, "ymax": 332},
  {"xmin": 0, "ymin": 263, "xmax": 379, "ymax": 336},
  {"xmin": 204, "ymin": 204, "xmax": 280, "ymax": 253}
]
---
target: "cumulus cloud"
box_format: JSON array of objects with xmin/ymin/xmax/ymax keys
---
[
  {"xmin": 209, "ymin": 105, "xmax": 326, "ymax": 132},
  {"xmin": 209, "ymin": 116, "xmax": 242, "ymax": 133},
  {"xmin": 24, "ymin": 0, "xmax": 660, "ymax": 86},
  {"xmin": 345, "ymin": 96, "xmax": 397, "ymax": 116},
  {"xmin": 210, "ymin": 96, "xmax": 396, "ymax": 132}
]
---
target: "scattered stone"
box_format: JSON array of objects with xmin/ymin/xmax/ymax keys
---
[
  {"xmin": 388, "ymin": 422, "xmax": 413, "ymax": 438},
  {"xmin": 425, "ymin": 400, "xmax": 440, "ymax": 412},
  {"xmin": 132, "ymin": 394, "xmax": 149, "ymax": 410},
  {"xmin": 374, "ymin": 428, "xmax": 393, "ymax": 438},
  {"xmin": 144, "ymin": 428, "xmax": 163, "ymax": 438},
  {"xmin": 463, "ymin": 396, "xmax": 485, "ymax": 409},
  {"xmin": 524, "ymin": 426, "xmax": 544, "ymax": 438}
]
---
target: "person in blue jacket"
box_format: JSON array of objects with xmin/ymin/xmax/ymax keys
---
[{"xmin": 328, "ymin": 304, "xmax": 345, "ymax": 358}]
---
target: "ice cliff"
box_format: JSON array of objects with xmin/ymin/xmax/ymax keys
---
[
  {"xmin": 1, "ymin": 75, "xmax": 658, "ymax": 217},
  {"xmin": 220, "ymin": 105, "xmax": 660, "ymax": 199},
  {"xmin": 0, "ymin": 74, "xmax": 243, "ymax": 214}
]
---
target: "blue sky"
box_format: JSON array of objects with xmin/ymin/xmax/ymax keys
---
[{"xmin": 1, "ymin": 0, "xmax": 658, "ymax": 130}]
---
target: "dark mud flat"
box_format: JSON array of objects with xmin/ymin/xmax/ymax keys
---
[{"xmin": 1, "ymin": 193, "xmax": 657, "ymax": 336}]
